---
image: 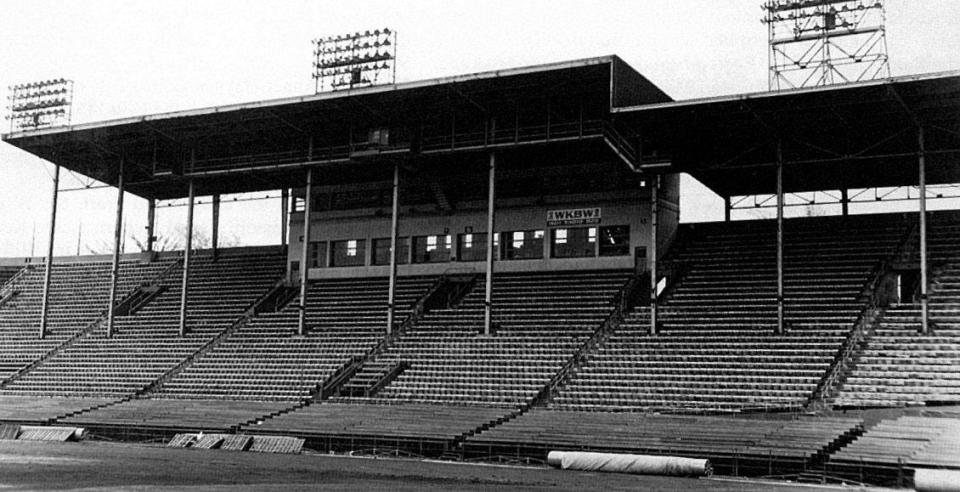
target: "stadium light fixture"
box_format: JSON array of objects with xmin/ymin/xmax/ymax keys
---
[
  {"xmin": 5, "ymin": 78, "xmax": 74, "ymax": 132},
  {"xmin": 312, "ymin": 28, "xmax": 397, "ymax": 93}
]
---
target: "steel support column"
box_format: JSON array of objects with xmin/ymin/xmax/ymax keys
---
[
  {"xmin": 298, "ymin": 170, "xmax": 314, "ymax": 336},
  {"xmin": 146, "ymin": 199, "xmax": 156, "ymax": 253},
  {"xmin": 919, "ymin": 127, "xmax": 929, "ymax": 334},
  {"xmin": 386, "ymin": 162, "xmax": 401, "ymax": 335},
  {"xmin": 650, "ymin": 175, "xmax": 659, "ymax": 336},
  {"xmin": 39, "ymin": 165, "xmax": 60, "ymax": 339},
  {"xmin": 484, "ymin": 152, "xmax": 496, "ymax": 336},
  {"xmin": 841, "ymin": 189, "xmax": 849, "ymax": 216},
  {"xmin": 776, "ymin": 141, "xmax": 785, "ymax": 335},
  {"xmin": 281, "ymin": 188, "xmax": 289, "ymax": 247},
  {"xmin": 724, "ymin": 196, "xmax": 731, "ymax": 222},
  {"xmin": 211, "ymin": 194, "xmax": 220, "ymax": 261},
  {"xmin": 179, "ymin": 179, "xmax": 195, "ymax": 337},
  {"xmin": 107, "ymin": 159, "xmax": 125, "ymax": 338}
]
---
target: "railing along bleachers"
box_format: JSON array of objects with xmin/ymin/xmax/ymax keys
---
[
  {"xmin": 0, "ymin": 249, "xmax": 284, "ymax": 397},
  {"xmin": 465, "ymin": 409, "xmax": 862, "ymax": 472},
  {"xmin": 0, "ymin": 259, "xmax": 174, "ymax": 380},
  {"xmin": 837, "ymin": 212, "xmax": 960, "ymax": 407},
  {"xmin": 336, "ymin": 270, "xmax": 631, "ymax": 407},
  {"xmin": 552, "ymin": 214, "xmax": 908, "ymax": 413},
  {"xmin": 153, "ymin": 276, "xmax": 436, "ymax": 400}
]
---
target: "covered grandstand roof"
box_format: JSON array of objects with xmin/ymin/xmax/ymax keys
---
[
  {"xmin": 2, "ymin": 56, "xmax": 959, "ymax": 200},
  {"xmin": 615, "ymin": 70, "xmax": 960, "ymax": 196},
  {"xmin": 0, "ymin": 56, "xmax": 667, "ymax": 200}
]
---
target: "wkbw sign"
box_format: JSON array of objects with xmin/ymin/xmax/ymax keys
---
[{"xmin": 547, "ymin": 207, "xmax": 602, "ymax": 226}]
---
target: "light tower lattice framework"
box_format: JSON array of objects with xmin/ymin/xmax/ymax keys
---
[{"xmin": 763, "ymin": 0, "xmax": 890, "ymax": 90}]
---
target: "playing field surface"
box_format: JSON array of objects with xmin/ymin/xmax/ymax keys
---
[{"xmin": 0, "ymin": 441, "xmax": 882, "ymax": 491}]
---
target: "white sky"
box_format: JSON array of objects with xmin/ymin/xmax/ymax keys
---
[{"xmin": 1, "ymin": 1, "xmax": 958, "ymax": 257}]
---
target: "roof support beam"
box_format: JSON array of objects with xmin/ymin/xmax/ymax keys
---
[
  {"xmin": 39, "ymin": 164, "xmax": 60, "ymax": 340},
  {"xmin": 484, "ymin": 149, "xmax": 496, "ymax": 337},
  {"xmin": 298, "ymin": 168, "xmax": 314, "ymax": 337},
  {"xmin": 918, "ymin": 127, "xmax": 929, "ymax": 335},
  {"xmin": 649, "ymin": 174, "xmax": 659, "ymax": 336},
  {"xmin": 776, "ymin": 140, "xmax": 785, "ymax": 336},
  {"xmin": 107, "ymin": 157, "xmax": 125, "ymax": 338},
  {"xmin": 386, "ymin": 162, "xmax": 401, "ymax": 335},
  {"xmin": 179, "ymin": 177, "xmax": 195, "ymax": 337}
]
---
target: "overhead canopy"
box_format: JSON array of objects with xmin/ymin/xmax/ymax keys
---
[
  {"xmin": 2, "ymin": 55, "xmax": 959, "ymax": 201},
  {"xmin": 0, "ymin": 55, "xmax": 668, "ymax": 200},
  {"xmin": 614, "ymin": 70, "xmax": 960, "ymax": 197}
]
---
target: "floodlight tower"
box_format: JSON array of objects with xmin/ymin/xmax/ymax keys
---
[
  {"xmin": 5, "ymin": 79, "xmax": 74, "ymax": 132},
  {"xmin": 763, "ymin": 1, "xmax": 890, "ymax": 90},
  {"xmin": 312, "ymin": 28, "xmax": 397, "ymax": 93}
]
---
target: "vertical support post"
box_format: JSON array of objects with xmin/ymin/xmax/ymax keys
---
[
  {"xmin": 211, "ymin": 194, "xmax": 220, "ymax": 261},
  {"xmin": 650, "ymin": 175, "xmax": 659, "ymax": 335},
  {"xmin": 724, "ymin": 196, "xmax": 731, "ymax": 222},
  {"xmin": 281, "ymin": 188, "xmax": 289, "ymax": 247},
  {"xmin": 146, "ymin": 198, "xmax": 156, "ymax": 253},
  {"xmin": 776, "ymin": 141, "xmax": 785, "ymax": 335},
  {"xmin": 39, "ymin": 165, "xmax": 60, "ymax": 339},
  {"xmin": 484, "ymin": 152, "xmax": 496, "ymax": 336},
  {"xmin": 918, "ymin": 127, "xmax": 929, "ymax": 335},
  {"xmin": 107, "ymin": 158, "xmax": 125, "ymax": 338},
  {"xmin": 179, "ymin": 178, "xmax": 195, "ymax": 337},
  {"xmin": 840, "ymin": 189, "xmax": 849, "ymax": 216},
  {"xmin": 298, "ymin": 169, "xmax": 314, "ymax": 336},
  {"xmin": 386, "ymin": 162, "xmax": 401, "ymax": 335}
]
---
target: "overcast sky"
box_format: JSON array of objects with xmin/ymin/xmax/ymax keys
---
[{"xmin": 1, "ymin": 1, "xmax": 958, "ymax": 257}]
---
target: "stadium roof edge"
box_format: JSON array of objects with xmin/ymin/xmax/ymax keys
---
[
  {"xmin": 1, "ymin": 55, "xmax": 624, "ymax": 140},
  {"xmin": 612, "ymin": 69, "xmax": 960, "ymax": 113}
]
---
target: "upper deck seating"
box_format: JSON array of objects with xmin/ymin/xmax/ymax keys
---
[
  {"xmin": 0, "ymin": 249, "xmax": 284, "ymax": 397},
  {"xmin": 337, "ymin": 270, "xmax": 631, "ymax": 407},
  {"xmin": 156, "ymin": 276, "xmax": 435, "ymax": 401},
  {"xmin": 552, "ymin": 214, "xmax": 908, "ymax": 412},
  {"xmin": 837, "ymin": 212, "xmax": 960, "ymax": 407}
]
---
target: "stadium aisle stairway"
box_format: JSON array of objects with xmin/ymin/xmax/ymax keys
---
[
  {"xmin": 154, "ymin": 275, "xmax": 436, "ymax": 400},
  {"xmin": 551, "ymin": 214, "xmax": 909, "ymax": 413},
  {"xmin": 334, "ymin": 270, "xmax": 631, "ymax": 407},
  {"xmin": 0, "ymin": 248, "xmax": 284, "ymax": 397},
  {"xmin": 0, "ymin": 259, "xmax": 174, "ymax": 380},
  {"xmin": 837, "ymin": 213, "xmax": 960, "ymax": 407}
]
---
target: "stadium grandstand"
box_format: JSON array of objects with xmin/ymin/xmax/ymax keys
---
[{"xmin": 1, "ymin": 54, "xmax": 960, "ymax": 486}]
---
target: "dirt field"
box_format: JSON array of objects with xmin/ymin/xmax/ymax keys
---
[{"xmin": 0, "ymin": 441, "xmax": 884, "ymax": 491}]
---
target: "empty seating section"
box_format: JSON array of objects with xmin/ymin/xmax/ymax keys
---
[
  {"xmin": 466, "ymin": 409, "xmax": 862, "ymax": 466},
  {"xmin": 830, "ymin": 416, "xmax": 960, "ymax": 469},
  {"xmin": 837, "ymin": 212, "xmax": 960, "ymax": 407},
  {"xmin": 0, "ymin": 395, "xmax": 117, "ymax": 423},
  {"xmin": 156, "ymin": 276, "xmax": 435, "ymax": 400},
  {"xmin": 0, "ymin": 249, "xmax": 284, "ymax": 397},
  {"xmin": 248, "ymin": 402, "xmax": 508, "ymax": 442},
  {"xmin": 0, "ymin": 260, "xmax": 173, "ymax": 379},
  {"xmin": 340, "ymin": 271, "xmax": 630, "ymax": 407},
  {"xmin": 553, "ymin": 215, "xmax": 907, "ymax": 412},
  {"xmin": 60, "ymin": 398, "xmax": 293, "ymax": 431}
]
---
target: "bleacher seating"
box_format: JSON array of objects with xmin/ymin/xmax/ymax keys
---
[
  {"xmin": 247, "ymin": 402, "xmax": 509, "ymax": 446},
  {"xmin": 0, "ymin": 249, "xmax": 284, "ymax": 397},
  {"xmin": 337, "ymin": 270, "xmax": 631, "ymax": 407},
  {"xmin": 60, "ymin": 398, "xmax": 293, "ymax": 432},
  {"xmin": 0, "ymin": 259, "xmax": 174, "ymax": 380},
  {"xmin": 0, "ymin": 395, "xmax": 118, "ymax": 423},
  {"xmin": 465, "ymin": 408, "xmax": 862, "ymax": 471},
  {"xmin": 837, "ymin": 212, "xmax": 960, "ymax": 407},
  {"xmin": 830, "ymin": 416, "xmax": 960, "ymax": 470},
  {"xmin": 552, "ymin": 215, "xmax": 908, "ymax": 412},
  {"xmin": 155, "ymin": 276, "xmax": 435, "ymax": 400}
]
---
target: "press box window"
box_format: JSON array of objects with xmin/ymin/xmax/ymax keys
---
[
  {"xmin": 413, "ymin": 234, "xmax": 452, "ymax": 263},
  {"xmin": 372, "ymin": 237, "xmax": 410, "ymax": 266},
  {"xmin": 457, "ymin": 233, "xmax": 500, "ymax": 262},
  {"xmin": 502, "ymin": 230, "xmax": 544, "ymax": 260},
  {"xmin": 330, "ymin": 239, "xmax": 366, "ymax": 267},
  {"xmin": 599, "ymin": 226, "xmax": 630, "ymax": 257},
  {"xmin": 551, "ymin": 227, "xmax": 596, "ymax": 258}
]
